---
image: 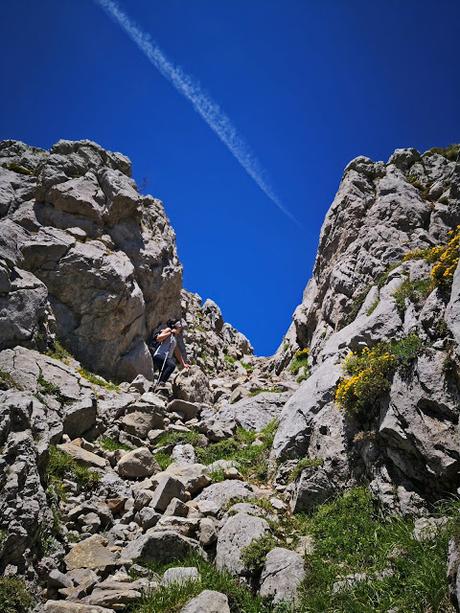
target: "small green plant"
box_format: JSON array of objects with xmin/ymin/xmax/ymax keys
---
[
  {"xmin": 392, "ymin": 277, "xmax": 433, "ymax": 314},
  {"xmin": 223, "ymin": 354, "xmax": 236, "ymax": 366},
  {"xmin": 289, "ymin": 457, "xmax": 324, "ymax": 482},
  {"xmin": 37, "ymin": 373, "xmax": 69, "ymax": 404},
  {"xmin": 78, "ymin": 367, "xmax": 119, "ymax": 391},
  {"xmin": 289, "ymin": 348, "xmax": 310, "ymax": 376},
  {"xmin": 208, "ymin": 468, "xmax": 226, "ymax": 483},
  {"xmin": 0, "ymin": 369, "xmax": 19, "ymax": 391},
  {"xmin": 153, "ymin": 450, "xmax": 174, "ymax": 470},
  {"xmin": 154, "ymin": 430, "xmax": 205, "ymax": 449},
  {"xmin": 196, "ymin": 420, "xmax": 278, "ymax": 483},
  {"xmin": 366, "ymin": 297, "xmax": 380, "ymax": 316},
  {"xmin": 46, "ymin": 446, "xmax": 100, "ymax": 496},
  {"xmin": 241, "ymin": 533, "xmax": 278, "ymax": 574},
  {"xmin": 426, "ymin": 143, "xmax": 460, "ymax": 161},
  {"xmin": 131, "ymin": 554, "xmax": 270, "ymax": 613},
  {"xmin": 46, "ymin": 340, "xmax": 73, "ymax": 364},
  {"xmin": 0, "ymin": 577, "xmax": 34, "ymax": 613},
  {"xmin": 98, "ymin": 437, "xmax": 131, "ymax": 452},
  {"xmin": 1, "ymin": 161, "xmax": 33, "ymax": 175},
  {"xmin": 240, "ymin": 361, "xmax": 254, "ymax": 373}
]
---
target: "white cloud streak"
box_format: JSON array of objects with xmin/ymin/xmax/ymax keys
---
[{"xmin": 94, "ymin": 0, "xmax": 300, "ymax": 227}]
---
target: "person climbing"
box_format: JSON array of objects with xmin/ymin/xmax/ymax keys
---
[{"xmin": 150, "ymin": 319, "xmax": 189, "ymax": 384}]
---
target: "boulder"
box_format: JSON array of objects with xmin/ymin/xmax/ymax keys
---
[
  {"xmin": 165, "ymin": 463, "xmax": 211, "ymax": 495},
  {"xmin": 58, "ymin": 442, "xmax": 107, "ymax": 469},
  {"xmin": 167, "ymin": 399, "xmax": 201, "ymax": 421},
  {"xmin": 180, "ymin": 590, "xmax": 230, "ymax": 613},
  {"xmin": 64, "ymin": 534, "xmax": 119, "ymax": 571},
  {"xmin": 259, "ymin": 547, "xmax": 305, "ymax": 605},
  {"xmin": 172, "ymin": 366, "xmax": 212, "ymax": 404},
  {"xmin": 161, "ymin": 566, "xmax": 200, "ymax": 586},
  {"xmin": 149, "ymin": 474, "xmax": 188, "ymax": 512},
  {"xmin": 215, "ymin": 512, "xmax": 270, "ymax": 576},
  {"xmin": 120, "ymin": 530, "xmax": 205, "ymax": 565},
  {"xmin": 44, "ymin": 603, "xmax": 115, "ymax": 613},
  {"xmin": 117, "ymin": 447, "xmax": 160, "ymax": 479},
  {"xmin": 194, "ymin": 480, "xmax": 254, "ymax": 514},
  {"xmin": 121, "ymin": 411, "xmax": 164, "ymax": 438},
  {"xmin": 214, "ymin": 391, "xmax": 289, "ymax": 432}
]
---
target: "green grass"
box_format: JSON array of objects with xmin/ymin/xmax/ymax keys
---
[
  {"xmin": 392, "ymin": 277, "xmax": 433, "ymax": 315},
  {"xmin": 366, "ymin": 297, "xmax": 380, "ymax": 316},
  {"xmin": 289, "ymin": 349, "xmax": 310, "ymax": 376},
  {"xmin": 288, "ymin": 457, "xmax": 324, "ymax": 483},
  {"xmin": 78, "ymin": 367, "xmax": 120, "ymax": 391},
  {"xmin": 388, "ymin": 334, "xmax": 425, "ymax": 370},
  {"xmin": 130, "ymin": 554, "xmax": 270, "ymax": 613},
  {"xmin": 297, "ymin": 488, "xmax": 459, "ymax": 612},
  {"xmin": 426, "ymin": 143, "xmax": 460, "ymax": 161},
  {"xmin": 196, "ymin": 421, "xmax": 278, "ymax": 482},
  {"xmin": 208, "ymin": 468, "xmax": 226, "ymax": 482},
  {"xmin": 0, "ymin": 368, "xmax": 19, "ymax": 391},
  {"xmin": 98, "ymin": 437, "xmax": 131, "ymax": 452},
  {"xmin": 0, "ymin": 578, "xmax": 34, "ymax": 613},
  {"xmin": 46, "ymin": 339, "xmax": 73, "ymax": 364},
  {"xmin": 223, "ymin": 354, "xmax": 236, "ymax": 366},
  {"xmin": 241, "ymin": 533, "xmax": 279, "ymax": 575},
  {"xmin": 153, "ymin": 450, "xmax": 174, "ymax": 471},
  {"xmin": 46, "ymin": 445, "xmax": 100, "ymax": 498},
  {"xmin": 241, "ymin": 361, "xmax": 254, "ymax": 373},
  {"xmin": 1, "ymin": 161, "xmax": 33, "ymax": 175},
  {"xmin": 154, "ymin": 430, "xmax": 205, "ymax": 449},
  {"xmin": 37, "ymin": 373, "xmax": 69, "ymax": 404}
]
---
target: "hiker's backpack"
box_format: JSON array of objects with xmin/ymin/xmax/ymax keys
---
[{"xmin": 147, "ymin": 323, "xmax": 165, "ymax": 355}]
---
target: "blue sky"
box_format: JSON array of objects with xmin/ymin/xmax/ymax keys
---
[{"xmin": 1, "ymin": 1, "xmax": 459, "ymax": 355}]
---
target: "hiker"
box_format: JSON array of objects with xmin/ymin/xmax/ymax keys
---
[{"xmin": 150, "ymin": 320, "xmax": 189, "ymax": 383}]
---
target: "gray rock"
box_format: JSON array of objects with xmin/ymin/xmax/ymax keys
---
[
  {"xmin": 117, "ymin": 447, "xmax": 160, "ymax": 479},
  {"xmin": 194, "ymin": 480, "xmax": 254, "ymax": 513},
  {"xmin": 290, "ymin": 467, "xmax": 336, "ymax": 513},
  {"xmin": 167, "ymin": 399, "xmax": 201, "ymax": 421},
  {"xmin": 149, "ymin": 474, "xmax": 187, "ymax": 512},
  {"xmin": 259, "ymin": 547, "xmax": 305, "ymax": 605},
  {"xmin": 213, "ymin": 391, "xmax": 289, "ymax": 432},
  {"xmin": 172, "ymin": 366, "xmax": 212, "ymax": 404},
  {"xmin": 44, "ymin": 602, "xmax": 116, "ymax": 613},
  {"xmin": 180, "ymin": 590, "xmax": 230, "ymax": 613},
  {"xmin": 161, "ymin": 566, "xmax": 200, "ymax": 586},
  {"xmin": 171, "ymin": 443, "xmax": 197, "ymax": 464},
  {"xmin": 120, "ymin": 529, "xmax": 205, "ymax": 565},
  {"xmin": 215, "ymin": 512, "xmax": 270, "ymax": 576},
  {"xmin": 165, "ymin": 463, "xmax": 211, "ymax": 495},
  {"xmin": 64, "ymin": 534, "xmax": 119, "ymax": 571},
  {"xmin": 121, "ymin": 411, "xmax": 164, "ymax": 438}
]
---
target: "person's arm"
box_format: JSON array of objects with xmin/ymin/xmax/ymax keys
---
[
  {"xmin": 156, "ymin": 327, "xmax": 172, "ymax": 342},
  {"xmin": 174, "ymin": 345, "xmax": 189, "ymax": 368}
]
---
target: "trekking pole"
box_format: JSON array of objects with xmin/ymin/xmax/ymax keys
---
[{"xmin": 153, "ymin": 352, "xmax": 169, "ymax": 393}]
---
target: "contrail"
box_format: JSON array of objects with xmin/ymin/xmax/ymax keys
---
[{"xmin": 93, "ymin": 0, "xmax": 300, "ymax": 227}]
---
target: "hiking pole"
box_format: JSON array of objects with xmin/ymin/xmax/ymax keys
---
[{"xmin": 153, "ymin": 352, "xmax": 169, "ymax": 393}]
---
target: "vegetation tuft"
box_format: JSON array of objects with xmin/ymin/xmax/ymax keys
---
[
  {"xmin": 0, "ymin": 577, "xmax": 34, "ymax": 613},
  {"xmin": 196, "ymin": 420, "xmax": 278, "ymax": 482},
  {"xmin": 289, "ymin": 457, "xmax": 324, "ymax": 482},
  {"xmin": 0, "ymin": 368, "xmax": 19, "ymax": 391},
  {"xmin": 46, "ymin": 445, "xmax": 100, "ymax": 500},
  {"xmin": 392, "ymin": 277, "xmax": 433, "ymax": 314},
  {"xmin": 78, "ymin": 367, "xmax": 119, "ymax": 391},
  {"xmin": 37, "ymin": 373, "xmax": 69, "ymax": 404},
  {"xmin": 98, "ymin": 437, "xmax": 131, "ymax": 452},
  {"xmin": 335, "ymin": 334, "xmax": 424, "ymax": 415}
]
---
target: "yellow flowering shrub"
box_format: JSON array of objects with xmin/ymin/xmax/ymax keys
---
[
  {"xmin": 335, "ymin": 346, "xmax": 397, "ymax": 414},
  {"xmin": 402, "ymin": 226, "xmax": 459, "ymax": 288}
]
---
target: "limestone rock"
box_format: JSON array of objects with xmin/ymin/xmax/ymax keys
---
[
  {"xmin": 215, "ymin": 512, "xmax": 270, "ymax": 576},
  {"xmin": 259, "ymin": 547, "xmax": 306, "ymax": 605},
  {"xmin": 120, "ymin": 530, "xmax": 205, "ymax": 565},
  {"xmin": 64, "ymin": 534, "xmax": 118, "ymax": 571},
  {"xmin": 161, "ymin": 566, "xmax": 200, "ymax": 586},
  {"xmin": 194, "ymin": 480, "xmax": 254, "ymax": 514},
  {"xmin": 180, "ymin": 590, "xmax": 230, "ymax": 613},
  {"xmin": 172, "ymin": 366, "xmax": 212, "ymax": 404},
  {"xmin": 117, "ymin": 447, "xmax": 160, "ymax": 479},
  {"xmin": 44, "ymin": 602, "xmax": 116, "ymax": 613}
]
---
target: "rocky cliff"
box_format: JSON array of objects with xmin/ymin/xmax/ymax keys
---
[{"xmin": 0, "ymin": 141, "xmax": 459, "ymax": 612}]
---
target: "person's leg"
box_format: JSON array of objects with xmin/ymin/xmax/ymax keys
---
[{"xmin": 160, "ymin": 358, "xmax": 176, "ymax": 382}]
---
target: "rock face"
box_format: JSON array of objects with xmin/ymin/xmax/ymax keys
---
[
  {"xmin": 272, "ymin": 146, "xmax": 460, "ymax": 514},
  {"xmin": 0, "ymin": 139, "xmax": 183, "ymax": 381}
]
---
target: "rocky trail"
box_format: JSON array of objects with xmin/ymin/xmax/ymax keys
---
[{"xmin": 0, "ymin": 139, "xmax": 459, "ymax": 612}]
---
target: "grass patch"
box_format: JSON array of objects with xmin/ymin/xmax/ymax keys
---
[
  {"xmin": 241, "ymin": 361, "xmax": 254, "ymax": 373},
  {"xmin": 289, "ymin": 457, "xmax": 324, "ymax": 482},
  {"xmin": 46, "ymin": 339, "xmax": 73, "ymax": 364},
  {"xmin": 366, "ymin": 297, "xmax": 379, "ymax": 316},
  {"xmin": 131, "ymin": 554, "xmax": 270, "ymax": 613},
  {"xmin": 46, "ymin": 446, "xmax": 100, "ymax": 497},
  {"xmin": 0, "ymin": 577, "xmax": 34, "ymax": 613},
  {"xmin": 289, "ymin": 348, "xmax": 310, "ymax": 377},
  {"xmin": 335, "ymin": 334, "xmax": 424, "ymax": 415},
  {"xmin": 297, "ymin": 488, "xmax": 459, "ymax": 612},
  {"xmin": 98, "ymin": 437, "xmax": 131, "ymax": 452},
  {"xmin": 37, "ymin": 373, "xmax": 69, "ymax": 404},
  {"xmin": 78, "ymin": 367, "xmax": 119, "ymax": 391},
  {"xmin": 208, "ymin": 468, "xmax": 226, "ymax": 483},
  {"xmin": 241, "ymin": 533, "xmax": 279, "ymax": 575},
  {"xmin": 196, "ymin": 420, "xmax": 277, "ymax": 483},
  {"xmin": 223, "ymin": 354, "xmax": 236, "ymax": 366},
  {"xmin": 153, "ymin": 430, "xmax": 205, "ymax": 449},
  {"xmin": 1, "ymin": 161, "xmax": 33, "ymax": 175},
  {"xmin": 426, "ymin": 143, "xmax": 460, "ymax": 161},
  {"xmin": 0, "ymin": 368, "xmax": 19, "ymax": 391},
  {"xmin": 392, "ymin": 277, "xmax": 433, "ymax": 314},
  {"xmin": 153, "ymin": 450, "xmax": 174, "ymax": 471}
]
